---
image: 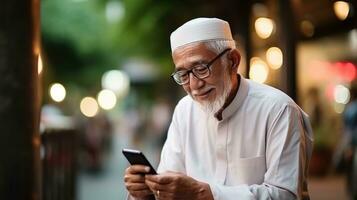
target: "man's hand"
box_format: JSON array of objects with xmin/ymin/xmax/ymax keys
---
[
  {"xmin": 145, "ymin": 171, "xmax": 214, "ymax": 200},
  {"xmin": 124, "ymin": 165, "xmax": 153, "ymax": 199}
]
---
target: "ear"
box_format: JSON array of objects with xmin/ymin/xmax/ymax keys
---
[{"xmin": 228, "ymin": 49, "xmax": 241, "ymax": 71}]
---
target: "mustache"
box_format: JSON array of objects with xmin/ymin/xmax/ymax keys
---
[{"xmin": 191, "ymin": 86, "xmax": 214, "ymax": 96}]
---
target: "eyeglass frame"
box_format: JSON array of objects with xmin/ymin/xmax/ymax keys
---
[{"xmin": 171, "ymin": 48, "xmax": 232, "ymax": 85}]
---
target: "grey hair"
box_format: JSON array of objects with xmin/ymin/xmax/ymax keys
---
[
  {"xmin": 204, "ymin": 39, "xmax": 236, "ymax": 54},
  {"xmin": 203, "ymin": 40, "xmax": 236, "ymax": 68}
]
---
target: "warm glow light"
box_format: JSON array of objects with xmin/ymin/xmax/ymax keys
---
[
  {"xmin": 49, "ymin": 83, "xmax": 66, "ymax": 102},
  {"xmin": 334, "ymin": 84, "xmax": 350, "ymax": 104},
  {"xmin": 334, "ymin": 1, "xmax": 350, "ymax": 21},
  {"xmin": 80, "ymin": 97, "xmax": 99, "ymax": 117},
  {"xmin": 102, "ymin": 70, "xmax": 130, "ymax": 98},
  {"xmin": 266, "ymin": 47, "xmax": 283, "ymax": 69},
  {"xmin": 38, "ymin": 55, "xmax": 43, "ymax": 74},
  {"xmin": 249, "ymin": 57, "xmax": 269, "ymax": 83},
  {"xmin": 97, "ymin": 89, "xmax": 117, "ymax": 110},
  {"xmin": 255, "ymin": 17, "xmax": 274, "ymax": 39}
]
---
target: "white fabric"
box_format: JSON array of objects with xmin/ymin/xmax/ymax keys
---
[
  {"xmin": 170, "ymin": 18, "xmax": 234, "ymax": 52},
  {"xmin": 156, "ymin": 76, "xmax": 314, "ymax": 200}
]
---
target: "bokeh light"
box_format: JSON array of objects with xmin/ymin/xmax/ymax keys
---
[
  {"xmin": 334, "ymin": 84, "xmax": 350, "ymax": 104},
  {"xmin": 49, "ymin": 83, "xmax": 66, "ymax": 102},
  {"xmin": 97, "ymin": 89, "xmax": 117, "ymax": 110},
  {"xmin": 266, "ymin": 47, "xmax": 283, "ymax": 69},
  {"xmin": 254, "ymin": 17, "xmax": 274, "ymax": 39},
  {"xmin": 80, "ymin": 97, "xmax": 99, "ymax": 117},
  {"xmin": 249, "ymin": 57, "xmax": 269, "ymax": 83},
  {"xmin": 38, "ymin": 55, "xmax": 43, "ymax": 74},
  {"xmin": 105, "ymin": 1, "xmax": 124, "ymax": 23},
  {"xmin": 333, "ymin": 1, "xmax": 350, "ymax": 21},
  {"xmin": 101, "ymin": 70, "xmax": 130, "ymax": 98}
]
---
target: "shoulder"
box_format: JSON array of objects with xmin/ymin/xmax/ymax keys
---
[
  {"xmin": 177, "ymin": 95, "xmax": 193, "ymax": 107},
  {"xmin": 175, "ymin": 95, "xmax": 194, "ymax": 111},
  {"xmin": 172, "ymin": 95, "xmax": 196, "ymax": 117},
  {"xmin": 246, "ymin": 79, "xmax": 297, "ymax": 108}
]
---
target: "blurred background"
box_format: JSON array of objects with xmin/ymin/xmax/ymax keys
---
[{"xmin": 1, "ymin": 0, "xmax": 357, "ymax": 200}]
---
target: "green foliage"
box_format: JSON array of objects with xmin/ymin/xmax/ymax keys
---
[
  {"xmin": 42, "ymin": 0, "xmax": 110, "ymax": 55},
  {"xmin": 113, "ymin": 0, "xmax": 174, "ymax": 75},
  {"xmin": 41, "ymin": 0, "xmax": 208, "ymax": 91},
  {"xmin": 41, "ymin": 0, "xmax": 119, "ymax": 91}
]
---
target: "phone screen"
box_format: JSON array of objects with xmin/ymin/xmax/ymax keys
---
[{"xmin": 122, "ymin": 148, "xmax": 157, "ymax": 175}]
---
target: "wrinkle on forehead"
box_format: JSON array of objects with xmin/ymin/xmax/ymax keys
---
[{"xmin": 172, "ymin": 43, "xmax": 216, "ymax": 70}]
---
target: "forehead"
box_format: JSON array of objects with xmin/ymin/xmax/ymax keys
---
[{"xmin": 172, "ymin": 43, "xmax": 216, "ymax": 69}]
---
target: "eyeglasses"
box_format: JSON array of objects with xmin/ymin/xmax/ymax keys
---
[{"xmin": 171, "ymin": 48, "xmax": 231, "ymax": 85}]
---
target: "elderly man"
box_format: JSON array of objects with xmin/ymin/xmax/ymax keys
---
[{"xmin": 124, "ymin": 18, "xmax": 313, "ymax": 200}]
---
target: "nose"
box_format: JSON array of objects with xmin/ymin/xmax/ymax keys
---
[{"xmin": 188, "ymin": 72, "xmax": 204, "ymax": 90}]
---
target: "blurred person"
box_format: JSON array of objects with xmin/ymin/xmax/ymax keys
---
[
  {"xmin": 303, "ymin": 87, "xmax": 322, "ymax": 130},
  {"xmin": 82, "ymin": 112, "xmax": 113, "ymax": 172},
  {"xmin": 303, "ymin": 87, "xmax": 331, "ymax": 176},
  {"xmin": 124, "ymin": 18, "xmax": 313, "ymax": 200},
  {"xmin": 150, "ymin": 97, "xmax": 172, "ymax": 146}
]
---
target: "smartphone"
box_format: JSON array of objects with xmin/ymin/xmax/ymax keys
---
[{"xmin": 122, "ymin": 148, "xmax": 157, "ymax": 175}]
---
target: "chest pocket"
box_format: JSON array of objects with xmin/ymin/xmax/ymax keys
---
[{"xmin": 229, "ymin": 156, "xmax": 266, "ymax": 186}]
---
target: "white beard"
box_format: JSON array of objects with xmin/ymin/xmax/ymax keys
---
[{"xmin": 194, "ymin": 70, "xmax": 232, "ymax": 116}]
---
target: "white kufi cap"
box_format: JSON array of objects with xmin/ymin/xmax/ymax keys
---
[{"xmin": 170, "ymin": 18, "xmax": 233, "ymax": 52}]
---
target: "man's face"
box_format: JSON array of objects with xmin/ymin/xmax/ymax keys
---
[{"xmin": 172, "ymin": 43, "xmax": 233, "ymax": 111}]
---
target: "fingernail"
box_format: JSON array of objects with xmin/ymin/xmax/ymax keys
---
[{"xmin": 145, "ymin": 167, "xmax": 150, "ymax": 172}]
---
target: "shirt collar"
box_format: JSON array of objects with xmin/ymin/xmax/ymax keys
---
[{"xmin": 220, "ymin": 75, "xmax": 249, "ymax": 121}]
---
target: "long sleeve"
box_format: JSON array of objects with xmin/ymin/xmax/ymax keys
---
[
  {"xmin": 127, "ymin": 105, "xmax": 186, "ymax": 200},
  {"xmin": 129, "ymin": 81, "xmax": 314, "ymax": 200},
  {"xmin": 208, "ymin": 104, "xmax": 313, "ymax": 200},
  {"xmin": 157, "ymin": 106, "xmax": 186, "ymax": 173}
]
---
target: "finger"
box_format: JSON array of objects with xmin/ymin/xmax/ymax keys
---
[
  {"xmin": 145, "ymin": 178, "xmax": 164, "ymax": 191},
  {"xmin": 154, "ymin": 190, "xmax": 172, "ymax": 200},
  {"xmin": 125, "ymin": 182, "xmax": 150, "ymax": 191},
  {"xmin": 124, "ymin": 174, "xmax": 146, "ymax": 183},
  {"xmin": 130, "ymin": 189, "xmax": 153, "ymax": 198},
  {"xmin": 126, "ymin": 165, "xmax": 151, "ymax": 174},
  {"xmin": 146, "ymin": 174, "xmax": 174, "ymax": 184}
]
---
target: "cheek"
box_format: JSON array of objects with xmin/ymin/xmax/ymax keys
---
[
  {"xmin": 182, "ymin": 85, "xmax": 191, "ymax": 94},
  {"xmin": 206, "ymin": 75, "xmax": 222, "ymax": 87},
  {"xmin": 209, "ymin": 66, "xmax": 225, "ymax": 84},
  {"xmin": 208, "ymin": 74, "xmax": 227, "ymax": 93}
]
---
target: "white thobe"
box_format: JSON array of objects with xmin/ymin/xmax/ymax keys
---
[{"xmin": 127, "ymin": 76, "xmax": 313, "ymax": 200}]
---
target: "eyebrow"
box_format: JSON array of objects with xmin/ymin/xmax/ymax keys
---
[{"xmin": 175, "ymin": 60, "xmax": 208, "ymax": 72}]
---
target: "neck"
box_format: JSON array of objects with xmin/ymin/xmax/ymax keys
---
[{"xmin": 214, "ymin": 74, "xmax": 240, "ymax": 120}]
